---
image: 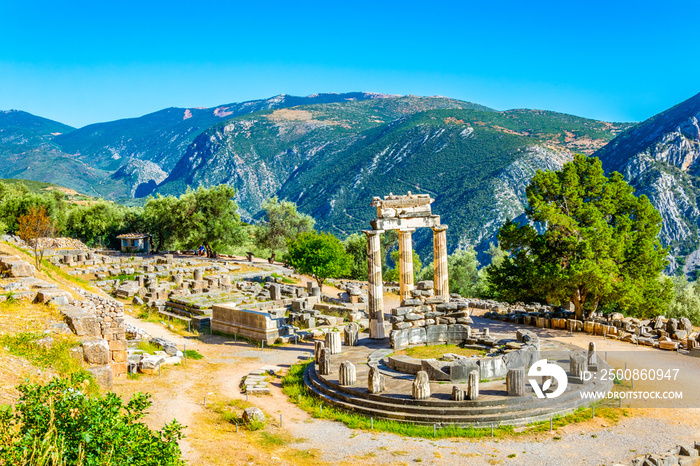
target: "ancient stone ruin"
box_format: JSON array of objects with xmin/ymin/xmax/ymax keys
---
[
  {"xmin": 365, "ymin": 192, "xmax": 448, "ymax": 339},
  {"xmin": 299, "ymin": 191, "xmax": 614, "ymax": 428}
]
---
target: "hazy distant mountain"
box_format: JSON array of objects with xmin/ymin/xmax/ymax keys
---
[
  {"xmin": 0, "ymin": 111, "xmax": 120, "ymax": 198},
  {"xmin": 0, "ymin": 110, "xmax": 74, "ymax": 153},
  {"xmin": 51, "ymin": 93, "xmax": 405, "ymax": 196}
]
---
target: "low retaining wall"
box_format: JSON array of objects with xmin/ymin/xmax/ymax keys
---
[{"xmin": 385, "ymin": 342, "xmax": 539, "ymax": 381}]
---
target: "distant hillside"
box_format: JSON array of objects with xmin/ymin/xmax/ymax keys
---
[
  {"xmin": 595, "ymin": 91, "xmax": 700, "ymax": 273},
  {"xmin": 155, "ymin": 95, "xmax": 493, "ymax": 209},
  {"xmin": 52, "ymin": 93, "xmax": 416, "ymax": 196},
  {"xmin": 0, "ymin": 178, "xmax": 100, "ymax": 204},
  {"xmin": 156, "ymin": 100, "xmax": 627, "ymax": 260},
  {"xmin": 0, "ymin": 110, "xmax": 74, "ymax": 154},
  {"xmin": 0, "ymin": 111, "xmax": 121, "ymax": 198},
  {"xmin": 0, "ymin": 93, "xmax": 631, "ymax": 262}
]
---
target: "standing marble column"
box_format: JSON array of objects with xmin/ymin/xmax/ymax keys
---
[
  {"xmin": 314, "ymin": 341, "xmax": 325, "ymax": 364},
  {"xmin": 364, "ymin": 229, "xmax": 385, "ymax": 339},
  {"xmin": 432, "ymin": 225, "xmax": 449, "ymax": 300},
  {"xmin": 506, "ymin": 368, "xmax": 526, "ymax": 396},
  {"xmin": 398, "ymin": 228, "xmax": 415, "ymax": 301},
  {"xmin": 325, "ymin": 330, "xmax": 342, "ymax": 355}
]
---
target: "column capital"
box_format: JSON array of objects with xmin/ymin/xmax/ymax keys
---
[
  {"xmin": 362, "ymin": 229, "xmax": 385, "ymax": 236},
  {"xmin": 398, "ymin": 228, "xmax": 416, "ymax": 234},
  {"xmin": 431, "ymin": 225, "xmax": 448, "ymax": 232}
]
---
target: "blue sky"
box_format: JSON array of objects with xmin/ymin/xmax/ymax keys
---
[{"xmin": 0, "ymin": 0, "xmax": 697, "ymax": 128}]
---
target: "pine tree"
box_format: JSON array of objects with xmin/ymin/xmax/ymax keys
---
[{"xmin": 488, "ymin": 155, "xmax": 671, "ymax": 319}]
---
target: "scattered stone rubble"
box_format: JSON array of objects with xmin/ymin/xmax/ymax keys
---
[
  {"xmin": 125, "ymin": 322, "xmax": 151, "ymax": 340},
  {"xmin": 240, "ymin": 366, "xmax": 282, "ymax": 395},
  {"xmin": 26, "ymin": 237, "xmax": 89, "ymax": 250},
  {"xmin": 242, "ymin": 407, "xmax": 265, "ymax": 425},
  {"xmin": 481, "ymin": 300, "xmax": 700, "ymax": 355},
  {"xmin": 325, "ymin": 278, "xmax": 368, "ymax": 304},
  {"xmin": 127, "ymin": 336, "xmax": 183, "ymax": 375},
  {"xmin": 621, "ymin": 441, "xmax": 700, "ymax": 466},
  {"xmin": 48, "ymin": 245, "xmax": 369, "ymax": 345},
  {"xmin": 14, "ymin": 241, "xmax": 374, "ymax": 356},
  {"xmin": 211, "ymin": 280, "xmax": 368, "ymax": 344},
  {"xmin": 0, "ymin": 254, "xmax": 36, "ymax": 279},
  {"xmin": 385, "ymin": 328, "xmax": 541, "ymax": 382},
  {"xmin": 0, "ymin": 257, "xmax": 72, "ymax": 305}
]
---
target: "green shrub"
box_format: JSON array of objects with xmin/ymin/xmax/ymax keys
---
[
  {"xmin": 667, "ymin": 276, "xmax": 700, "ymax": 325},
  {"xmin": 0, "ymin": 376, "xmax": 186, "ymax": 465}
]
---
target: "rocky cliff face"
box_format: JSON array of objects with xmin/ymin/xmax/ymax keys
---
[
  {"xmin": 595, "ymin": 92, "xmax": 700, "ymax": 273},
  {"xmin": 473, "ymin": 145, "xmax": 573, "ymax": 248},
  {"xmin": 155, "ymin": 96, "xmax": 491, "ymax": 218},
  {"xmin": 110, "ymin": 160, "xmax": 168, "ymax": 198}
]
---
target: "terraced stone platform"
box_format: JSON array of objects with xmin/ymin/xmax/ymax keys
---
[{"xmin": 305, "ymin": 336, "xmax": 613, "ymax": 427}]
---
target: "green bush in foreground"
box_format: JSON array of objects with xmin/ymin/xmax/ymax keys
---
[{"xmin": 0, "ymin": 376, "xmax": 185, "ymax": 466}]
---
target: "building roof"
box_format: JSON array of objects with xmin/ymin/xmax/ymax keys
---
[{"xmin": 116, "ymin": 233, "xmax": 151, "ymax": 239}]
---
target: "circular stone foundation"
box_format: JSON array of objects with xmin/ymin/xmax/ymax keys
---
[{"xmin": 304, "ymin": 330, "xmax": 613, "ymax": 427}]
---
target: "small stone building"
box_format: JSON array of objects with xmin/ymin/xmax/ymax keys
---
[{"xmin": 116, "ymin": 233, "xmax": 151, "ymax": 254}]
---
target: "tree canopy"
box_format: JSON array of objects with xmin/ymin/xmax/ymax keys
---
[
  {"xmin": 487, "ymin": 155, "xmax": 671, "ymax": 319},
  {"xmin": 176, "ymin": 185, "xmax": 246, "ymax": 257},
  {"xmin": 385, "ymin": 249, "xmax": 422, "ymax": 283},
  {"xmin": 285, "ymin": 231, "xmax": 351, "ymax": 287},
  {"xmin": 18, "ymin": 205, "xmax": 56, "ymax": 270},
  {"xmin": 142, "ymin": 194, "xmax": 181, "ymax": 253},
  {"xmin": 254, "ymin": 197, "xmax": 314, "ymax": 262}
]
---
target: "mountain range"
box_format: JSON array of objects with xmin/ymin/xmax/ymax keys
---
[
  {"xmin": 2, "ymin": 91, "xmax": 699, "ymax": 272},
  {"xmin": 593, "ymin": 91, "xmax": 700, "ymax": 274}
]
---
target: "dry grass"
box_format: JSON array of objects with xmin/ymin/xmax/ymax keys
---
[
  {"xmin": 0, "ymin": 301, "xmax": 81, "ymax": 404},
  {"xmin": 182, "ymin": 395, "xmax": 327, "ymax": 465},
  {"xmin": 0, "ymin": 242, "xmax": 92, "ymax": 297},
  {"xmin": 266, "ymin": 109, "xmax": 314, "ymax": 122}
]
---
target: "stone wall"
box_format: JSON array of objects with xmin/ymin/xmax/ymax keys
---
[
  {"xmin": 482, "ymin": 303, "xmax": 700, "ymax": 354},
  {"xmin": 69, "ymin": 289, "xmax": 128, "ymax": 380},
  {"xmin": 389, "ymin": 281, "xmax": 474, "ymax": 350},
  {"xmin": 211, "ymin": 303, "xmax": 293, "ymax": 344}
]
